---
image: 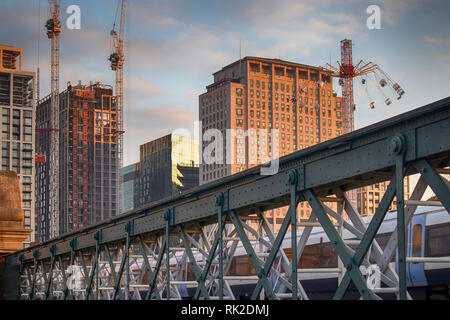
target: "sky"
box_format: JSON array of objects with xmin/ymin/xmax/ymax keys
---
[{"xmin": 0, "ymin": 0, "xmax": 449, "ymax": 170}]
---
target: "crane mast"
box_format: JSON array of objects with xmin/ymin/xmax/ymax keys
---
[
  {"xmin": 45, "ymin": 0, "xmax": 61, "ymax": 238},
  {"xmin": 109, "ymin": 0, "xmax": 127, "ymax": 215}
]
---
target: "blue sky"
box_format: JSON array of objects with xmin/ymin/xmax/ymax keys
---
[{"xmin": 1, "ymin": 0, "xmax": 449, "ymax": 166}]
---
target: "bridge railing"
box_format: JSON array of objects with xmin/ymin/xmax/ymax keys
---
[{"xmin": 5, "ymin": 97, "xmax": 450, "ymax": 300}]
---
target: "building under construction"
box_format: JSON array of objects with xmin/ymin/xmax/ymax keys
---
[
  {"xmin": 36, "ymin": 82, "xmax": 119, "ymax": 242},
  {"xmin": 0, "ymin": 45, "xmax": 35, "ymax": 247}
]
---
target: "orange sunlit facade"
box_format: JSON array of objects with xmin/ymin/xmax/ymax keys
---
[
  {"xmin": 199, "ymin": 57, "xmax": 344, "ymax": 233},
  {"xmin": 36, "ymin": 83, "xmax": 119, "ymax": 241}
]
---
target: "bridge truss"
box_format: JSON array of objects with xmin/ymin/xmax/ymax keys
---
[{"xmin": 5, "ymin": 97, "xmax": 450, "ymax": 300}]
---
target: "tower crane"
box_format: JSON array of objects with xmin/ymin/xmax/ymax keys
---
[
  {"xmin": 45, "ymin": 0, "xmax": 61, "ymax": 238},
  {"xmin": 108, "ymin": 0, "xmax": 127, "ymax": 214}
]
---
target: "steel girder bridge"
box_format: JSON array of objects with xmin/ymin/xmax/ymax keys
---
[{"xmin": 5, "ymin": 97, "xmax": 450, "ymax": 300}]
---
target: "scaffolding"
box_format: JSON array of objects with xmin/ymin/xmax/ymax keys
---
[{"xmin": 36, "ymin": 82, "xmax": 119, "ymax": 241}]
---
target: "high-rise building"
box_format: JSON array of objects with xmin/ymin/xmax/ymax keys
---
[
  {"xmin": 199, "ymin": 57, "xmax": 344, "ymax": 232},
  {"xmin": 0, "ymin": 45, "xmax": 35, "ymax": 246},
  {"xmin": 136, "ymin": 133, "xmax": 199, "ymax": 207},
  {"xmin": 36, "ymin": 82, "xmax": 119, "ymax": 242},
  {"xmin": 177, "ymin": 162, "xmax": 200, "ymax": 193},
  {"xmin": 199, "ymin": 57, "xmax": 411, "ymax": 233},
  {"xmin": 199, "ymin": 57, "xmax": 344, "ymax": 181},
  {"xmin": 199, "ymin": 57, "xmax": 410, "ymax": 229},
  {"xmin": 357, "ymin": 180, "xmax": 410, "ymax": 216},
  {"xmin": 120, "ymin": 162, "xmax": 139, "ymax": 213}
]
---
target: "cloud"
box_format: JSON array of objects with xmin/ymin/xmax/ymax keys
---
[
  {"xmin": 125, "ymin": 26, "xmax": 234, "ymax": 75},
  {"xmin": 123, "ymin": 105, "xmax": 196, "ymax": 164},
  {"xmin": 228, "ymin": 0, "xmax": 363, "ymax": 60},
  {"xmin": 128, "ymin": 1, "xmax": 181, "ymax": 28},
  {"xmin": 125, "ymin": 76, "xmax": 164, "ymax": 106},
  {"xmin": 373, "ymin": 0, "xmax": 425, "ymax": 26},
  {"xmin": 423, "ymin": 35, "xmax": 450, "ymax": 45}
]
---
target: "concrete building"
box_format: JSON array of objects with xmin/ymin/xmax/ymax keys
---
[
  {"xmin": 199, "ymin": 57, "xmax": 344, "ymax": 232},
  {"xmin": 0, "ymin": 45, "xmax": 35, "ymax": 246},
  {"xmin": 36, "ymin": 82, "xmax": 119, "ymax": 241},
  {"xmin": 136, "ymin": 133, "xmax": 199, "ymax": 208},
  {"xmin": 199, "ymin": 56, "xmax": 409, "ymax": 232},
  {"xmin": 120, "ymin": 162, "xmax": 139, "ymax": 213},
  {"xmin": 357, "ymin": 180, "xmax": 410, "ymax": 216}
]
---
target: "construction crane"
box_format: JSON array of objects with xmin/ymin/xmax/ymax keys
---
[
  {"xmin": 108, "ymin": 0, "xmax": 126, "ymax": 215},
  {"xmin": 45, "ymin": 0, "xmax": 61, "ymax": 238}
]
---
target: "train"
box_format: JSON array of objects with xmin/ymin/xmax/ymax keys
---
[
  {"xmin": 61, "ymin": 206, "xmax": 449, "ymax": 300},
  {"xmin": 176, "ymin": 205, "xmax": 450, "ymax": 300}
]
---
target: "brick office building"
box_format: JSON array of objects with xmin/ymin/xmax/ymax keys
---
[{"xmin": 199, "ymin": 57, "xmax": 345, "ymax": 232}]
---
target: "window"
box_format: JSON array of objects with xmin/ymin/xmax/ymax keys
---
[
  {"xmin": 426, "ymin": 223, "xmax": 450, "ymax": 257},
  {"xmin": 236, "ymin": 98, "xmax": 242, "ymax": 105},
  {"xmin": 412, "ymin": 224, "xmax": 423, "ymax": 257},
  {"xmin": 236, "ymin": 88, "xmax": 242, "ymax": 96}
]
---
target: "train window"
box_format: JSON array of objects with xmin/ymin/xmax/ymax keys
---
[
  {"xmin": 233, "ymin": 256, "xmax": 256, "ymax": 276},
  {"xmin": 298, "ymin": 243, "xmax": 337, "ymax": 269},
  {"xmin": 426, "ymin": 223, "xmax": 450, "ymax": 257},
  {"xmin": 412, "ymin": 224, "xmax": 423, "ymax": 257}
]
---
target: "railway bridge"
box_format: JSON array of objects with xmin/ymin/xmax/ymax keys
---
[{"xmin": 4, "ymin": 97, "xmax": 450, "ymax": 300}]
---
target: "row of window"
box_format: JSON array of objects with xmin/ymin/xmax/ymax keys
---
[
  {"xmin": 248, "ymin": 81, "xmax": 334, "ymax": 97},
  {"xmin": 236, "ymin": 98, "xmax": 341, "ymax": 111}
]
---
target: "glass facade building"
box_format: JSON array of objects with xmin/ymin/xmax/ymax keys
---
[
  {"xmin": 120, "ymin": 162, "xmax": 139, "ymax": 213},
  {"xmin": 136, "ymin": 134, "xmax": 199, "ymax": 208}
]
